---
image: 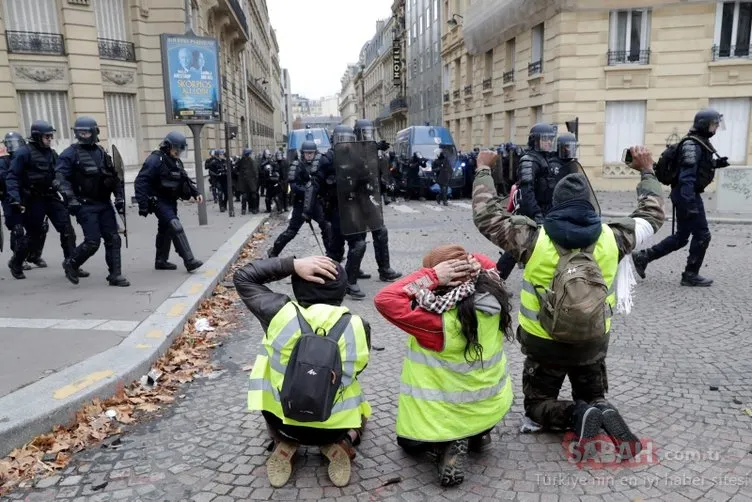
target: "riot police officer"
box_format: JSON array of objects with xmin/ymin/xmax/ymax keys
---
[
  {"xmin": 632, "ymin": 108, "xmax": 728, "ymax": 287},
  {"xmin": 236, "ymin": 148, "xmax": 259, "ymax": 215},
  {"xmin": 433, "ymin": 147, "xmax": 452, "ymax": 206},
  {"xmin": 260, "ymin": 149, "xmax": 282, "ymax": 213},
  {"xmin": 6, "ymin": 120, "xmax": 84, "ymax": 280},
  {"xmin": 208, "ymin": 149, "xmax": 227, "ymax": 212},
  {"xmin": 206, "ymin": 150, "xmax": 218, "ymax": 203},
  {"xmin": 134, "ymin": 131, "xmax": 203, "ymax": 272},
  {"xmin": 275, "ymin": 149, "xmax": 289, "ymax": 211},
  {"xmin": 56, "ymin": 117, "xmax": 129, "ymax": 286},
  {"xmin": 267, "ymin": 140, "xmax": 331, "ymax": 257}
]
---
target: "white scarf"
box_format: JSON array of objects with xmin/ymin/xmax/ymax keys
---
[{"xmin": 615, "ymin": 217, "xmax": 655, "ymax": 315}]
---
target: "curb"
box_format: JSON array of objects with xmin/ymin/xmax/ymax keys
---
[
  {"xmin": 601, "ymin": 211, "xmax": 752, "ymax": 225},
  {"xmin": 0, "ymin": 215, "xmax": 268, "ymax": 458}
]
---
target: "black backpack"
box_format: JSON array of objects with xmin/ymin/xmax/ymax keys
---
[
  {"xmin": 279, "ymin": 307, "xmax": 353, "ymax": 423},
  {"xmin": 654, "ymin": 135, "xmax": 716, "ymax": 186}
]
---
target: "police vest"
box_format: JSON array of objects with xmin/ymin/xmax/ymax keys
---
[
  {"xmin": 73, "ymin": 145, "xmax": 118, "ymax": 200},
  {"xmin": 154, "ymin": 152, "xmax": 185, "ymax": 199},
  {"xmin": 519, "ymin": 225, "xmax": 618, "ymax": 340},
  {"xmin": 26, "ymin": 144, "xmax": 57, "ymax": 190},
  {"xmin": 0, "ymin": 156, "xmax": 10, "ymax": 198},
  {"xmin": 694, "ymin": 141, "xmax": 716, "ymax": 192},
  {"xmin": 396, "ymin": 308, "xmax": 513, "ymax": 442},
  {"xmin": 247, "ymin": 302, "xmax": 371, "ymax": 430}
]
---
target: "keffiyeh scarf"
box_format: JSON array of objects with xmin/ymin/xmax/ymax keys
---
[{"xmin": 415, "ymin": 268, "xmax": 501, "ymax": 314}]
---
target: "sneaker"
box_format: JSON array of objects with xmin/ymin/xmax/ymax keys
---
[
  {"xmin": 632, "ymin": 251, "xmax": 649, "ymax": 279},
  {"xmin": 346, "ymin": 284, "xmax": 365, "ymax": 300},
  {"xmin": 572, "ymin": 401, "xmax": 603, "ymax": 448},
  {"xmin": 595, "ymin": 403, "xmax": 642, "ymax": 460},
  {"xmin": 437, "ymin": 439, "xmax": 468, "ymax": 487},
  {"xmin": 468, "ymin": 433, "xmax": 492, "ymax": 453},
  {"xmin": 266, "ymin": 440, "xmax": 297, "ymax": 488},
  {"xmin": 320, "ymin": 440, "xmax": 354, "ymax": 487},
  {"xmin": 681, "ymin": 272, "xmax": 713, "ymax": 287}
]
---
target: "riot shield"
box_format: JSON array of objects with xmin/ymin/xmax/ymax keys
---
[
  {"xmin": 562, "ymin": 160, "xmax": 601, "ymax": 215},
  {"xmin": 334, "ymin": 141, "xmax": 384, "ymax": 235},
  {"xmin": 111, "ymin": 145, "xmax": 129, "ymax": 247}
]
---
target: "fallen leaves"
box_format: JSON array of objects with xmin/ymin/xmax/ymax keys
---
[{"xmin": 0, "ymin": 225, "xmax": 273, "ymax": 496}]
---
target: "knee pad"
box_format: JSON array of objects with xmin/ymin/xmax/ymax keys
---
[
  {"xmin": 698, "ymin": 231, "xmax": 711, "ymax": 250},
  {"xmin": 168, "ymin": 218, "xmax": 184, "ymax": 234},
  {"xmin": 82, "ymin": 239, "xmax": 100, "ymax": 255},
  {"xmin": 11, "ymin": 224, "xmax": 25, "ymax": 241},
  {"xmin": 104, "ymin": 232, "xmax": 121, "ymax": 248}
]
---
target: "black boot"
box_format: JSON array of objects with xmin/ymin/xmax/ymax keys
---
[
  {"xmin": 372, "ymin": 228, "xmax": 401, "ymax": 282},
  {"xmin": 61, "ymin": 230, "xmax": 89, "ymax": 277},
  {"xmin": 357, "ymin": 270, "xmax": 371, "ymax": 280},
  {"xmin": 8, "ymin": 258, "xmax": 26, "ymax": 280},
  {"xmin": 27, "ymin": 254, "xmax": 47, "ymax": 268},
  {"xmin": 379, "ymin": 268, "xmax": 402, "ymax": 282},
  {"xmin": 681, "ymin": 272, "xmax": 713, "ymax": 287},
  {"xmin": 155, "ymin": 233, "xmax": 177, "ymax": 270},
  {"xmin": 346, "ymin": 282, "xmax": 365, "ymax": 300},
  {"xmin": 169, "ymin": 219, "xmax": 203, "ymax": 272},
  {"xmin": 62, "ymin": 258, "xmax": 79, "ymax": 285},
  {"xmin": 105, "ymin": 240, "xmax": 130, "ymax": 287}
]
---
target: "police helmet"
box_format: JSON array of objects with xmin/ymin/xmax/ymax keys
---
[
  {"xmin": 353, "ymin": 119, "xmax": 376, "ymax": 142},
  {"xmin": 72, "ymin": 116, "xmax": 100, "ymax": 145},
  {"xmin": 274, "ymin": 150, "xmax": 283, "ymax": 161},
  {"xmin": 527, "ymin": 123, "xmax": 557, "ymax": 153},
  {"xmin": 331, "ymin": 125, "xmax": 356, "ymax": 145},
  {"xmin": 216, "ymin": 149, "xmax": 226, "ymax": 156},
  {"xmin": 557, "ymin": 132, "xmax": 578, "ymax": 160},
  {"xmin": 692, "ymin": 108, "xmax": 725, "ymax": 137},
  {"xmin": 160, "ymin": 131, "xmax": 188, "ymax": 153},
  {"xmin": 300, "ymin": 140, "xmax": 317, "ymax": 154},
  {"xmin": 263, "ymin": 148, "xmax": 271, "ymax": 159},
  {"xmin": 3, "ymin": 131, "xmax": 26, "ymax": 154},
  {"xmin": 243, "ymin": 148, "xmax": 253, "ymax": 157},
  {"xmin": 29, "ymin": 120, "xmax": 56, "ymax": 144}
]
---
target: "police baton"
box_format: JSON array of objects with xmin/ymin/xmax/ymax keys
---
[{"xmin": 308, "ymin": 221, "xmax": 325, "ymax": 255}]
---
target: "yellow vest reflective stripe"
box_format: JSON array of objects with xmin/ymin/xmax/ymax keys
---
[
  {"xmin": 519, "ymin": 225, "xmax": 618, "ymax": 339},
  {"xmin": 397, "ymin": 308, "xmax": 513, "ymax": 442},
  {"xmin": 247, "ymin": 302, "xmax": 371, "ymax": 430}
]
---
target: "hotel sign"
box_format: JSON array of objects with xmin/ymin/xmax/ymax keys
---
[{"xmin": 392, "ymin": 39, "xmax": 401, "ymax": 85}]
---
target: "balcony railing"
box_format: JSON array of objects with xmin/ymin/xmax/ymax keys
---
[
  {"xmin": 712, "ymin": 44, "xmax": 752, "ymax": 61},
  {"xmin": 98, "ymin": 38, "xmax": 135, "ymax": 62},
  {"xmin": 443, "ymin": 92, "xmax": 450, "ymax": 103},
  {"xmin": 607, "ymin": 49, "xmax": 650, "ymax": 65},
  {"xmin": 528, "ymin": 60, "xmax": 542, "ymax": 76},
  {"xmin": 464, "ymin": 85, "xmax": 472, "ymax": 96},
  {"xmin": 228, "ymin": 0, "xmax": 249, "ymax": 39},
  {"xmin": 502, "ymin": 70, "xmax": 514, "ymax": 84},
  {"xmin": 482, "ymin": 77, "xmax": 492, "ymax": 90},
  {"xmin": 6, "ymin": 31, "xmax": 64, "ymax": 55},
  {"xmin": 452, "ymin": 89, "xmax": 460, "ymax": 99},
  {"xmin": 390, "ymin": 97, "xmax": 407, "ymax": 112}
]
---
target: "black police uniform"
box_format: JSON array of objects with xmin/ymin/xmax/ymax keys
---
[
  {"xmin": 260, "ymin": 156, "xmax": 283, "ymax": 213},
  {"xmin": 236, "ymin": 152, "xmax": 259, "ymax": 215},
  {"xmin": 6, "ymin": 142, "xmax": 80, "ymax": 279},
  {"xmin": 633, "ymin": 110, "xmax": 727, "ymax": 287},
  {"xmin": 56, "ymin": 142, "xmax": 128, "ymax": 286},
  {"xmin": 207, "ymin": 155, "xmax": 228, "ymax": 212},
  {"xmin": 267, "ymin": 153, "xmax": 331, "ymax": 257},
  {"xmin": 433, "ymin": 152, "xmax": 452, "ymax": 205},
  {"xmin": 134, "ymin": 147, "xmax": 203, "ymax": 272}
]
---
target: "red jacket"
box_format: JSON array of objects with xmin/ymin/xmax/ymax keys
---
[{"xmin": 374, "ymin": 253, "xmax": 498, "ymax": 351}]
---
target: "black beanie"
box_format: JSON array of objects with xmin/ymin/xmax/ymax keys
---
[
  {"xmin": 292, "ymin": 262, "xmax": 348, "ymax": 307},
  {"xmin": 552, "ymin": 173, "xmax": 592, "ymax": 207}
]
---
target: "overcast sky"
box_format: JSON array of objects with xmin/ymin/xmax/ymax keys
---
[{"xmin": 267, "ymin": 0, "xmax": 393, "ymax": 100}]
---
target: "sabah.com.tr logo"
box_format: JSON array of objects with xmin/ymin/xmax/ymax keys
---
[{"xmin": 562, "ymin": 432, "xmax": 658, "ymax": 469}]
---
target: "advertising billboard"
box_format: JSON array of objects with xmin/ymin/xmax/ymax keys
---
[{"xmin": 160, "ymin": 33, "xmax": 222, "ymax": 124}]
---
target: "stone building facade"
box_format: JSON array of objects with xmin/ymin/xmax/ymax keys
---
[
  {"xmin": 0, "ymin": 0, "xmax": 278, "ymax": 178},
  {"xmin": 442, "ymin": 0, "xmax": 752, "ymax": 189}
]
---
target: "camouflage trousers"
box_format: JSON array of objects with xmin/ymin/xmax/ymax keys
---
[{"xmin": 522, "ymin": 357, "xmax": 609, "ymax": 430}]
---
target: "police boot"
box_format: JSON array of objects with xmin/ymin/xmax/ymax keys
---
[
  {"xmin": 155, "ymin": 233, "xmax": 177, "ymax": 270},
  {"xmin": 8, "ymin": 227, "xmax": 28, "ymax": 279},
  {"xmin": 241, "ymin": 207, "xmax": 247, "ymax": 216},
  {"xmin": 372, "ymin": 228, "xmax": 402, "ymax": 282},
  {"xmin": 62, "ymin": 258, "xmax": 79, "ymax": 285},
  {"xmin": 105, "ymin": 239, "xmax": 130, "ymax": 287},
  {"xmin": 357, "ymin": 270, "xmax": 371, "ymax": 280},
  {"xmin": 681, "ymin": 272, "xmax": 713, "ymax": 287},
  {"xmin": 62, "ymin": 229, "xmax": 89, "ymax": 277},
  {"xmin": 346, "ymin": 282, "xmax": 365, "ymax": 300},
  {"xmin": 8, "ymin": 256, "xmax": 26, "ymax": 280},
  {"xmin": 169, "ymin": 219, "xmax": 203, "ymax": 272},
  {"xmin": 26, "ymin": 251, "xmax": 47, "ymax": 268}
]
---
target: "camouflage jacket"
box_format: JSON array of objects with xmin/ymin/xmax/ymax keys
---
[{"xmin": 472, "ymin": 164, "xmax": 666, "ymax": 365}]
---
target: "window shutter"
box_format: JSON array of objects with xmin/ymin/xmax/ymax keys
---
[
  {"xmin": 94, "ymin": 0, "xmax": 128, "ymax": 41},
  {"xmin": 604, "ymin": 101, "xmax": 646, "ymax": 163},
  {"xmin": 17, "ymin": 91, "xmax": 72, "ymax": 152},
  {"xmin": 710, "ymin": 97, "xmax": 750, "ymax": 164},
  {"xmin": 3, "ymin": 0, "xmax": 60, "ymax": 33}
]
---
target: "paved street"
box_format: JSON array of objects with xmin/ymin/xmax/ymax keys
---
[
  {"xmin": 5, "ymin": 192, "xmax": 752, "ymax": 501},
  {"xmin": 0, "ymin": 194, "xmax": 258, "ymax": 398}
]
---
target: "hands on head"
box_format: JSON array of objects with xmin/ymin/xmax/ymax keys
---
[
  {"xmin": 433, "ymin": 254, "xmax": 482, "ymax": 287},
  {"xmin": 293, "ymin": 255, "xmax": 338, "ymax": 284}
]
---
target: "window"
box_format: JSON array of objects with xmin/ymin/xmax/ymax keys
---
[
  {"xmin": 17, "ymin": 91, "xmax": 71, "ymax": 152},
  {"xmin": 411, "ymin": 23, "xmax": 416, "ymax": 40},
  {"xmin": 484, "ymin": 49, "xmax": 494, "ymax": 79},
  {"xmin": 532, "ymin": 106, "xmax": 543, "ymax": 125},
  {"xmin": 466, "ymin": 117, "xmax": 473, "ymax": 147},
  {"xmin": 3, "ymin": 0, "xmax": 59, "ymax": 33},
  {"xmin": 434, "ymin": 41, "xmax": 440, "ymax": 63},
  {"xmin": 419, "ymin": 53, "xmax": 424, "ymax": 73},
  {"xmin": 454, "ymin": 57, "xmax": 461, "ymax": 89},
  {"xmin": 531, "ymin": 23, "xmax": 544, "ymax": 73},
  {"xmin": 604, "ymin": 101, "xmax": 646, "ymax": 163},
  {"xmin": 466, "ymin": 54, "xmax": 474, "ymax": 86},
  {"xmin": 419, "ymin": 15, "xmax": 424, "ymax": 35},
  {"xmin": 455, "ymin": 119, "xmax": 461, "ymax": 141},
  {"xmin": 484, "ymin": 113, "xmax": 493, "ymax": 146},
  {"xmin": 506, "ymin": 110, "xmax": 516, "ymax": 142},
  {"xmin": 714, "ymin": 1, "xmax": 752, "ymax": 58},
  {"xmin": 420, "ymin": 92, "xmax": 425, "ymax": 110},
  {"xmin": 443, "ymin": 63, "xmax": 450, "ymax": 91},
  {"xmin": 95, "ymin": 0, "xmax": 128, "ymax": 40},
  {"xmin": 505, "ymin": 38, "xmax": 516, "ymax": 71},
  {"xmin": 710, "ymin": 97, "xmax": 751, "ymax": 163},
  {"xmin": 104, "ymin": 93, "xmax": 139, "ymax": 168},
  {"xmin": 608, "ymin": 9, "xmax": 651, "ymax": 64},
  {"xmin": 434, "ymin": 0, "xmax": 439, "ymax": 20},
  {"xmin": 426, "ymin": 7, "xmax": 431, "ymax": 29}
]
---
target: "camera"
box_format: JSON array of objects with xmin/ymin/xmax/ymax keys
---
[{"xmin": 621, "ymin": 148, "xmax": 633, "ymax": 164}]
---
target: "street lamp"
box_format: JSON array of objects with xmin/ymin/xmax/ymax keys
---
[{"xmin": 447, "ymin": 14, "xmax": 463, "ymax": 28}]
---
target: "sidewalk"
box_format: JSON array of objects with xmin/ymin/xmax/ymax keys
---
[{"xmin": 0, "ymin": 196, "xmax": 267, "ymax": 457}]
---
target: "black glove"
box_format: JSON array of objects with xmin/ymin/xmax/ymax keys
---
[
  {"xmin": 114, "ymin": 198, "xmax": 125, "ymax": 215},
  {"xmin": 138, "ymin": 203, "xmax": 149, "ymax": 217},
  {"xmin": 716, "ymin": 156, "xmax": 730, "ymax": 168},
  {"xmin": 299, "ymin": 169, "xmax": 310, "ymax": 183},
  {"xmin": 67, "ymin": 198, "xmax": 82, "ymax": 216},
  {"xmin": 378, "ymin": 140, "xmax": 390, "ymax": 151}
]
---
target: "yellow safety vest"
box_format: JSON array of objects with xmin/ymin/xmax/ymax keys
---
[
  {"xmin": 396, "ymin": 308, "xmax": 513, "ymax": 442},
  {"xmin": 247, "ymin": 302, "xmax": 372, "ymax": 429},
  {"xmin": 519, "ymin": 225, "xmax": 618, "ymax": 340}
]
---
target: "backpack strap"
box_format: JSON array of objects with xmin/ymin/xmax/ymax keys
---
[
  {"xmin": 551, "ymin": 240, "xmax": 597, "ymax": 258},
  {"xmin": 292, "ymin": 304, "xmax": 316, "ymax": 336},
  {"xmin": 325, "ymin": 313, "xmax": 353, "ymax": 343}
]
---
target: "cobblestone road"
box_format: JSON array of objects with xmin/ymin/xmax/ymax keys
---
[{"xmin": 6, "ymin": 194, "xmax": 752, "ymax": 502}]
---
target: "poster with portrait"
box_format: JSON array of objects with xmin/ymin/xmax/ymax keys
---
[{"xmin": 160, "ymin": 33, "xmax": 222, "ymax": 124}]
